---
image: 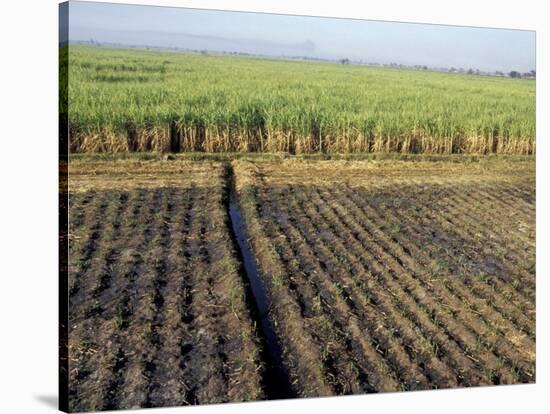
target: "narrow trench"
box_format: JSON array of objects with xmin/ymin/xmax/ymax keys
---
[{"xmin": 223, "ymin": 163, "xmax": 296, "ymax": 400}]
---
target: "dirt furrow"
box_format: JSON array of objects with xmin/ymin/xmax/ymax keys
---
[
  {"xmin": 233, "ymin": 160, "xmax": 336, "ymax": 397},
  {"xmin": 267, "ymin": 184, "xmax": 435, "ymax": 390},
  {"xmin": 376, "ymin": 180, "xmax": 536, "ymax": 336},
  {"xmin": 439, "ymin": 183, "xmax": 535, "ymax": 286},
  {"xmin": 312, "ymin": 186, "xmax": 493, "ymax": 384},
  {"xmin": 145, "ymin": 187, "xmax": 196, "ymax": 407},
  {"xmin": 428, "ymin": 185, "xmax": 535, "ymax": 318},
  {"xmin": 68, "ymin": 189, "xmax": 152, "ymax": 412},
  {"xmin": 115, "ymin": 189, "xmax": 168, "ymax": 409},
  {"xmin": 259, "ymin": 187, "xmax": 390, "ymax": 393},
  {"xmin": 329, "ymin": 185, "xmax": 522, "ymax": 383},
  {"xmin": 339, "ymin": 185, "xmax": 534, "ymax": 380},
  {"xmin": 68, "ymin": 192, "xmax": 111, "ymax": 310},
  {"xmin": 313, "ymin": 185, "xmax": 489, "ymax": 385},
  {"xmin": 302, "ymin": 186, "xmax": 465, "ymax": 388}
]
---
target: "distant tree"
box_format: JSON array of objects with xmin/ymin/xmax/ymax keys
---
[
  {"xmin": 495, "ymin": 71, "xmax": 504, "ymax": 76},
  {"xmin": 340, "ymin": 58, "xmax": 350, "ymax": 65},
  {"xmin": 467, "ymin": 68, "xmax": 474, "ymax": 75},
  {"xmin": 422, "ymin": 65, "xmax": 428, "ymax": 70},
  {"xmin": 530, "ymin": 70, "xmax": 536, "ymax": 78},
  {"xmin": 449, "ymin": 67, "xmax": 457, "ymax": 72},
  {"xmin": 509, "ymin": 71, "xmax": 521, "ymax": 79},
  {"xmin": 200, "ymin": 49, "xmax": 208, "ymax": 55}
]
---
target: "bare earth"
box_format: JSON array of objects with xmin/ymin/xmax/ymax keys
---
[{"xmin": 65, "ymin": 156, "xmax": 535, "ymax": 410}]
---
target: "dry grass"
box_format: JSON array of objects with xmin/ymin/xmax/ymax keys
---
[
  {"xmin": 253, "ymin": 157, "xmax": 535, "ymax": 188},
  {"xmin": 67, "ymin": 159, "xmax": 223, "ymax": 192}
]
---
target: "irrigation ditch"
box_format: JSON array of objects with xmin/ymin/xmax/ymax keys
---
[{"xmin": 223, "ymin": 163, "xmax": 295, "ymax": 400}]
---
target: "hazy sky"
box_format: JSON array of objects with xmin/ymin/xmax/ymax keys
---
[{"xmin": 65, "ymin": 1, "xmax": 536, "ymax": 72}]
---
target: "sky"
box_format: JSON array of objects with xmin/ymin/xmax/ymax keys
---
[{"xmin": 64, "ymin": 0, "xmax": 536, "ymax": 73}]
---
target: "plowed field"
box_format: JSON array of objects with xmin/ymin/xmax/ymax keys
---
[
  {"xmin": 66, "ymin": 161, "xmax": 263, "ymax": 411},
  {"xmin": 232, "ymin": 158, "xmax": 535, "ymax": 395},
  {"xmin": 64, "ymin": 156, "xmax": 535, "ymax": 410}
]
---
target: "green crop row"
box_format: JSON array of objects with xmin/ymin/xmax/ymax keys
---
[{"xmin": 65, "ymin": 45, "xmax": 535, "ymax": 154}]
